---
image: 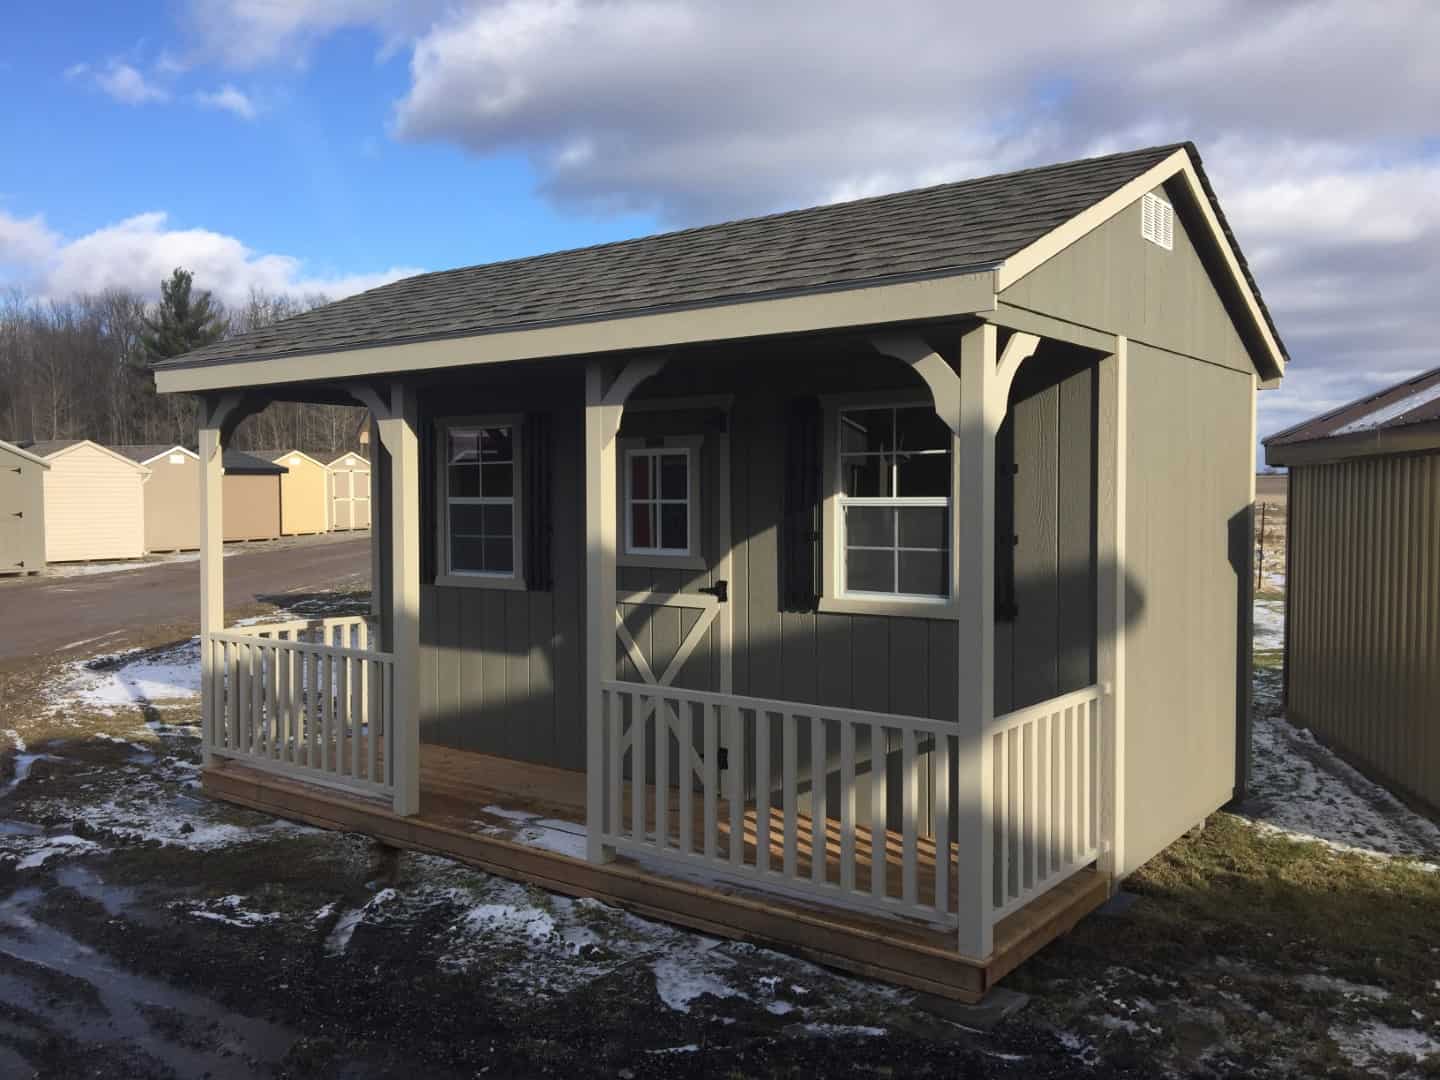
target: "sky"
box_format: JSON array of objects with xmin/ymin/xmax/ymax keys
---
[{"xmin": 1, "ymin": 1, "xmax": 1438, "ymax": 450}]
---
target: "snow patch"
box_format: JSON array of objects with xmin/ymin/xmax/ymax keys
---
[
  {"xmin": 326, "ymin": 888, "xmax": 398, "ymax": 955},
  {"xmin": 47, "ymin": 639, "xmax": 202, "ymax": 716},
  {"xmin": 16, "ymin": 834, "xmax": 100, "ymax": 869},
  {"xmin": 797, "ymin": 1022, "xmax": 887, "ymax": 1038},
  {"xmin": 652, "ymin": 951, "xmax": 743, "ymax": 1013},
  {"xmin": 1333, "ymin": 1021, "xmax": 1440, "ymax": 1072}
]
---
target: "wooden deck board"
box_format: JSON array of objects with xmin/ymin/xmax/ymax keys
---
[{"xmin": 203, "ymin": 744, "xmax": 1109, "ymax": 1002}]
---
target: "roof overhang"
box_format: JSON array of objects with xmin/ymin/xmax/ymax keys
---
[
  {"xmin": 327, "ymin": 454, "xmax": 369, "ymax": 469},
  {"xmin": 272, "ymin": 449, "xmax": 327, "ymax": 469},
  {"xmin": 43, "ymin": 439, "xmax": 152, "ymax": 474},
  {"xmin": 996, "ymin": 147, "xmax": 1286, "ymax": 383},
  {"xmin": 153, "ymin": 270, "xmax": 998, "ymax": 395},
  {"xmin": 1265, "ymin": 421, "xmax": 1440, "ymax": 467},
  {"xmin": 0, "ymin": 439, "xmax": 51, "ymax": 469},
  {"xmin": 137, "ymin": 445, "xmax": 200, "ymax": 465}
]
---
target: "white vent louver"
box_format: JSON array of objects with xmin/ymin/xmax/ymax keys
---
[{"xmin": 1141, "ymin": 192, "xmax": 1174, "ymax": 250}]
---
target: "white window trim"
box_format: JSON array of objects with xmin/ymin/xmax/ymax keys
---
[
  {"xmin": 819, "ymin": 393, "xmax": 961, "ymax": 619},
  {"xmin": 435, "ymin": 413, "xmax": 526, "ymax": 591},
  {"xmin": 617, "ymin": 434, "xmax": 706, "ymax": 570}
]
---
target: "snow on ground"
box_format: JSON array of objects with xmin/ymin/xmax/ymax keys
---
[
  {"xmin": 46, "ymin": 639, "xmax": 202, "ymax": 716},
  {"xmin": 1332, "ymin": 1021, "xmax": 1440, "ymax": 1074},
  {"xmin": 1245, "ymin": 598, "xmax": 1440, "ymax": 866},
  {"xmin": 42, "ymin": 550, "xmax": 238, "ymax": 579}
]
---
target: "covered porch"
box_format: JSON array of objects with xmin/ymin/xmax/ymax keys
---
[{"xmin": 188, "ymin": 315, "xmax": 1130, "ymax": 999}]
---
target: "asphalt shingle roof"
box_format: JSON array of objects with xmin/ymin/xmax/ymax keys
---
[
  {"xmin": 19, "ymin": 440, "xmax": 82, "ymax": 457},
  {"xmin": 111, "ymin": 443, "xmax": 188, "ymax": 464},
  {"xmin": 223, "ymin": 449, "xmax": 286, "ymax": 474},
  {"xmin": 157, "ymin": 143, "xmax": 1284, "ymax": 372}
]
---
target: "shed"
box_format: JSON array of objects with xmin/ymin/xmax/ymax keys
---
[
  {"xmin": 327, "ymin": 452, "xmax": 371, "ymax": 530},
  {"xmin": 157, "ymin": 142, "xmax": 1286, "ymax": 999},
  {"xmin": 1266, "ymin": 366, "xmax": 1440, "ymax": 811},
  {"xmin": 0, "ymin": 438, "xmax": 50, "ymax": 575},
  {"xmin": 113, "ymin": 444, "xmax": 201, "ymax": 552},
  {"xmin": 26, "ymin": 440, "xmax": 150, "ymax": 562},
  {"xmin": 222, "ymin": 450, "xmax": 287, "ymax": 542},
  {"xmin": 254, "ymin": 449, "xmax": 330, "ymax": 535}
]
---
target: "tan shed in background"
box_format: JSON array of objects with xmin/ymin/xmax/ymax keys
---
[
  {"xmin": 27, "ymin": 440, "xmax": 149, "ymax": 562},
  {"xmin": 328, "ymin": 452, "xmax": 371, "ymax": 531},
  {"xmin": 114, "ymin": 445, "xmax": 201, "ymax": 552},
  {"xmin": 255, "ymin": 449, "xmax": 330, "ymax": 535},
  {"xmin": 222, "ymin": 450, "xmax": 287, "ymax": 542},
  {"xmin": 0, "ymin": 438, "xmax": 49, "ymax": 574}
]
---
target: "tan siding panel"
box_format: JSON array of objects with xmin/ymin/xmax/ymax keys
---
[
  {"xmin": 0, "ymin": 444, "xmax": 47, "ymax": 572},
  {"xmin": 142, "ymin": 452, "xmax": 199, "ymax": 552},
  {"xmin": 42, "ymin": 445, "xmax": 147, "ymax": 562}
]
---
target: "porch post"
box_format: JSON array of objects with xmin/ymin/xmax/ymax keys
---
[
  {"xmin": 585, "ymin": 362, "xmax": 620, "ymax": 863},
  {"xmin": 375, "ymin": 384, "xmax": 421, "ymax": 817},
  {"xmin": 1097, "ymin": 336, "xmax": 1128, "ymax": 881},
  {"xmin": 198, "ymin": 422, "xmax": 225, "ymax": 766},
  {"xmin": 955, "ymin": 323, "xmax": 1000, "ymax": 959}
]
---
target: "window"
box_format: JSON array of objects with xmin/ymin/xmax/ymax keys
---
[
  {"xmin": 626, "ymin": 447, "xmax": 692, "ymax": 556},
  {"xmin": 837, "ymin": 404, "xmax": 951, "ymax": 600},
  {"xmin": 441, "ymin": 420, "xmax": 522, "ymax": 583}
]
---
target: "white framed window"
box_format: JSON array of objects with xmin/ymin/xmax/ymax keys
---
[
  {"xmin": 437, "ymin": 416, "xmax": 524, "ymax": 589},
  {"xmin": 625, "ymin": 446, "xmax": 692, "ymax": 556},
  {"xmin": 836, "ymin": 404, "xmax": 951, "ymax": 602}
]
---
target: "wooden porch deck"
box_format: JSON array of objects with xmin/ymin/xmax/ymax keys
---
[{"xmin": 203, "ymin": 744, "xmax": 1109, "ymax": 1002}]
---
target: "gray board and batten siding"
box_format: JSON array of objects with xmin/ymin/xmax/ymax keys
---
[
  {"xmin": 410, "ymin": 341, "xmax": 1100, "ymax": 789},
  {"xmin": 0, "ymin": 440, "xmax": 47, "ymax": 574}
]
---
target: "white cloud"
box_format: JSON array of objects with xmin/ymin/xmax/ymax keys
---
[
  {"xmin": 0, "ymin": 209, "xmax": 419, "ymax": 305},
  {"xmin": 155, "ymin": 1, "xmax": 1440, "ymax": 427},
  {"xmin": 88, "ymin": 61, "xmax": 170, "ymax": 105},
  {"xmin": 195, "ymin": 85, "xmax": 259, "ymax": 120}
]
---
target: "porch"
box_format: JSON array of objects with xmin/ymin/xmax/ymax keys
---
[
  {"xmin": 189, "ymin": 317, "xmax": 1129, "ymax": 995},
  {"xmin": 203, "ymin": 718, "xmax": 1109, "ymax": 1002}
]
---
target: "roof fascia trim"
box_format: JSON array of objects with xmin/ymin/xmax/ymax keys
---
[
  {"xmin": 1264, "ymin": 422, "xmax": 1440, "ymax": 467},
  {"xmin": 154, "ymin": 271, "xmax": 997, "ymax": 395},
  {"xmin": 0, "ymin": 439, "xmax": 52, "ymax": 469},
  {"xmin": 138, "ymin": 445, "xmax": 200, "ymax": 465},
  {"xmin": 995, "ymin": 148, "xmax": 1285, "ymax": 382},
  {"xmin": 45, "ymin": 439, "xmax": 152, "ymax": 474}
]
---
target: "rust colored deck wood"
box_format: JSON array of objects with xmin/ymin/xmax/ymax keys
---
[{"xmin": 203, "ymin": 745, "xmax": 1109, "ymax": 1002}]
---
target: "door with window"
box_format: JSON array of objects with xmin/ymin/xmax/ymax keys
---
[{"xmin": 613, "ymin": 406, "xmax": 733, "ymax": 788}]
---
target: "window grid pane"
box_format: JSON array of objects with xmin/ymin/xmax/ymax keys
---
[
  {"xmin": 627, "ymin": 447, "xmax": 691, "ymax": 555},
  {"xmin": 446, "ymin": 424, "xmax": 517, "ymax": 577},
  {"xmin": 839, "ymin": 405, "xmax": 951, "ymax": 600}
]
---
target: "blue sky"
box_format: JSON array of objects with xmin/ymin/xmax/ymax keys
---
[{"xmin": 2, "ymin": 2, "xmax": 1438, "ymax": 447}]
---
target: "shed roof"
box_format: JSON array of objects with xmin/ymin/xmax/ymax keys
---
[
  {"xmin": 223, "ymin": 449, "xmax": 287, "ymax": 475},
  {"xmin": 21, "ymin": 440, "xmax": 81, "ymax": 457},
  {"xmin": 0, "ymin": 438, "xmax": 52, "ymax": 469},
  {"xmin": 111, "ymin": 444, "xmax": 197, "ymax": 465},
  {"xmin": 153, "ymin": 142, "xmax": 1285, "ymax": 377},
  {"xmin": 20, "ymin": 439, "xmax": 152, "ymax": 473},
  {"xmin": 1267, "ymin": 367, "xmax": 1440, "ymax": 449},
  {"xmin": 253, "ymin": 448, "xmax": 329, "ymax": 468}
]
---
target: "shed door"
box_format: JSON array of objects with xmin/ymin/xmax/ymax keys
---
[
  {"xmin": 613, "ymin": 407, "xmax": 734, "ymax": 784},
  {"xmin": 0, "ymin": 473, "xmax": 23, "ymax": 570}
]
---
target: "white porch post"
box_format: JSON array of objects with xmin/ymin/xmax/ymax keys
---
[
  {"xmin": 584, "ymin": 362, "xmax": 620, "ymax": 863},
  {"xmin": 198, "ymin": 422, "xmax": 225, "ymax": 766},
  {"xmin": 375, "ymin": 385, "xmax": 421, "ymax": 817},
  {"xmin": 1097, "ymin": 336, "xmax": 1128, "ymax": 881},
  {"xmin": 955, "ymin": 323, "xmax": 1001, "ymax": 959}
]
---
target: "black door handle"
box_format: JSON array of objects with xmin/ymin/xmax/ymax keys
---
[{"xmin": 698, "ymin": 580, "xmax": 728, "ymax": 603}]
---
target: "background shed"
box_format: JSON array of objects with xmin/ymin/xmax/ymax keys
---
[
  {"xmin": 1266, "ymin": 365, "xmax": 1440, "ymax": 812},
  {"xmin": 255, "ymin": 450, "xmax": 330, "ymax": 536},
  {"xmin": 114, "ymin": 445, "xmax": 200, "ymax": 552},
  {"xmin": 0, "ymin": 438, "xmax": 49, "ymax": 575},
  {"xmin": 27, "ymin": 440, "xmax": 149, "ymax": 562},
  {"xmin": 222, "ymin": 450, "xmax": 287, "ymax": 542},
  {"xmin": 327, "ymin": 452, "xmax": 371, "ymax": 531}
]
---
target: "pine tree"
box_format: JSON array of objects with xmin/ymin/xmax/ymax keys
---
[{"xmin": 139, "ymin": 268, "xmax": 226, "ymax": 364}]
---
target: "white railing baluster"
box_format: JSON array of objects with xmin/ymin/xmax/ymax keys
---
[
  {"xmin": 703, "ymin": 703, "xmax": 718, "ymax": 860},
  {"xmin": 755, "ymin": 710, "xmax": 770, "ymax": 872},
  {"xmin": 655, "ymin": 694, "xmax": 669, "ymax": 848},
  {"xmin": 840, "ymin": 720, "xmax": 856, "ymax": 893},
  {"xmin": 729, "ymin": 709, "xmax": 746, "ymax": 869},
  {"xmin": 608, "ymin": 688, "xmax": 623, "ymax": 844},
  {"xmin": 901, "ymin": 726, "xmax": 918, "ymax": 907},
  {"xmin": 933, "ymin": 733, "xmax": 950, "ymax": 915},
  {"xmin": 677, "ymin": 700, "xmax": 692, "ymax": 856},
  {"xmin": 870, "ymin": 722, "xmax": 886, "ymax": 902},
  {"xmin": 633, "ymin": 692, "xmax": 647, "ymax": 846},
  {"xmin": 782, "ymin": 714, "xmax": 797, "ymax": 878},
  {"xmin": 811, "ymin": 716, "xmax": 827, "ymax": 887}
]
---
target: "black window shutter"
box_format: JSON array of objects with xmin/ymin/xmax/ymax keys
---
[
  {"xmin": 995, "ymin": 415, "xmax": 1018, "ymax": 621},
  {"xmin": 524, "ymin": 413, "xmax": 553, "ymax": 591},
  {"xmin": 781, "ymin": 397, "xmax": 822, "ymax": 612}
]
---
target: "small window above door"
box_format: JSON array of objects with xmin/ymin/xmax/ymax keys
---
[{"xmin": 618, "ymin": 436, "xmax": 706, "ymax": 570}]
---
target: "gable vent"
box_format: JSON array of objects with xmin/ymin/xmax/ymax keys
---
[{"xmin": 1141, "ymin": 192, "xmax": 1174, "ymax": 250}]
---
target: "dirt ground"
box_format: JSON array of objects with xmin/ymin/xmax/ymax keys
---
[{"xmin": 3, "ymin": 579, "xmax": 1440, "ymax": 1076}]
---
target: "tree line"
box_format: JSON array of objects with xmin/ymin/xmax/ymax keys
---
[{"xmin": 0, "ymin": 269, "xmax": 366, "ymax": 457}]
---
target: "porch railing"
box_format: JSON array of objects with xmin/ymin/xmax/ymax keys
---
[
  {"xmin": 203, "ymin": 615, "xmax": 395, "ymax": 800},
  {"xmin": 598, "ymin": 680, "xmax": 962, "ymax": 926},
  {"xmin": 598, "ymin": 679, "xmax": 1103, "ymax": 935},
  {"xmin": 987, "ymin": 685, "xmax": 1103, "ymax": 923}
]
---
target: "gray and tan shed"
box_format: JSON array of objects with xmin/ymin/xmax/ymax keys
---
[
  {"xmin": 1266, "ymin": 367, "xmax": 1440, "ymax": 812},
  {"xmin": 0, "ymin": 438, "xmax": 49, "ymax": 575},
  {"xmin": 222, "ymin": 450, "xmax": 287, "ymax": 542},
  {"xmin": 155, "ymin": 143, "xmax": 1286, "ymax": 999},
  {"xmin": 255, "ymin": 449, "xmax": 331, "ymax": 535},
  {"xmin": 113, "ymin": 444, "xmax": 201, "ymax": 552},
  {"xmin": 25, "ymin": 440, "xmax": 150, "ymax": 563},
  {"xmin": 327, "ymin": 452, "xmax": 371, "ymax": 531}
]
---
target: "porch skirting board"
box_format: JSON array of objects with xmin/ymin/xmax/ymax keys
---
[{"xmin": 202, "ymin": 749, "xmax": 1108, "ymax": 1002}]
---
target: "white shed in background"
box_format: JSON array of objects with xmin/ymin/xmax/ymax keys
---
[{"xmin": 327, "ymin": 452, "xmax": 371, "ymax": 531}]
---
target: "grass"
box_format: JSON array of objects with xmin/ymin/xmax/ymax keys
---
[{"xmin": 1013, "ymin": 814, "xmax": 1440, "ymax": 1076}]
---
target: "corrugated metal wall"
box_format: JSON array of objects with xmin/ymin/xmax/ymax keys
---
[{"xmin": 1288, "ymin": 453, "xmax": 1440, "ymax": 810}]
